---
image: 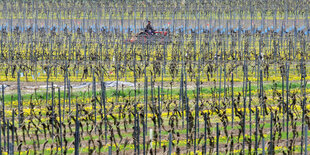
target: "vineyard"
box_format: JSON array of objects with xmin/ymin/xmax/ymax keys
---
[{"xmin": 0, "ymin": 0, "xmax": 310, "ymax": 154}]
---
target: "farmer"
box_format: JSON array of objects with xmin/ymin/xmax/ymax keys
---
[{"xmin": 145, "ymin": 21, "xmax": 155, "ymax": 35}]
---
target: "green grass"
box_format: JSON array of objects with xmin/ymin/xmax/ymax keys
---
[{"xmin": 3, "ymin": 81, "xmax": 309, "ymax": 104}]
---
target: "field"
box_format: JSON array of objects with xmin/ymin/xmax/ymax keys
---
[{"xmin": 0, "ymin": 0, "xmax": 310, "ymax": 154}]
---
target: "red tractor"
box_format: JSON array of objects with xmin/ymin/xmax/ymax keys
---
[{"xmin": 129, "ymin": 28, "xmax": 170, "ymax": 44}]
